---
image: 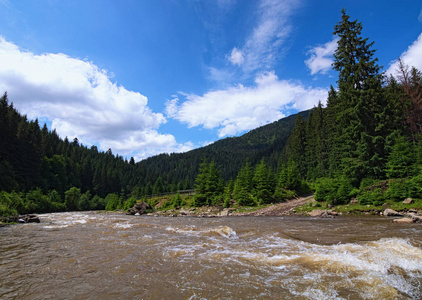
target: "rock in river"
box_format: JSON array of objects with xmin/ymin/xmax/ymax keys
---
[
  {"xmin": 393, "ymin": 218, "xmax": 414, "ymax": 224},
  {"xmin": 127, "ymin": 201, "xmax": 152, "ymax": 215}
]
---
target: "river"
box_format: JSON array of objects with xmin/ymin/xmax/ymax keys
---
[{"xmin": 1, "ymin": 212, "xmax": 422, "ymax": 299}]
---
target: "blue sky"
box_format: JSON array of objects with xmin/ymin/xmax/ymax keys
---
[{"xmin": 0, "ymin": 0, "xmax": 421, "ymax": 161}]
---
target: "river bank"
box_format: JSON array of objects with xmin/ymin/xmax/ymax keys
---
[
  {"xmin": 1, "ymin": 194, "xmax": 421, "ymax": 226},
  {"xmin": 130, "ymin": 194, "xmax": 422, "ymax": 223}
]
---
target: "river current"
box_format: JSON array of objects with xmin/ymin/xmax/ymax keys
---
[{"xmin": 1, "ymin": 212, "xmax": 422, "ymax": 299}]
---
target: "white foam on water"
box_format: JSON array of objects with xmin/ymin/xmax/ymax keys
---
[
  {"xmin": 165, "ymin": 225, "xmax": 238, "ymax": 239},
  {"xmin": 42, "ymin": 224, "xmax": 69, "ymax": 229},
  {"xmin": 112, "ymin": 223, "xmax": 133, "ymax": 229},
  {"xmin": 40, "ymin": 212, "xmax": 94, "ymax": 228},
  {"xmin": 184, "ymin": 235, "xmax": 422, "ymax": 299}
]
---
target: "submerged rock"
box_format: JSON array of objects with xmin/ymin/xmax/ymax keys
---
[{"xmin": 393, "ymin": 218, "xmax": 414, "ymax": 224}]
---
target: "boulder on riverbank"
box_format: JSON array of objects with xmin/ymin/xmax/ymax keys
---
[
  {"xmin": 127, "ymin": 201, "xmax": 152, "ymax": 215},
  {"xmin": 308, "ymin": 209, "xmax": 337, "ymax": 218},
  {"xmin": 383, "ymin": 209, "xmax": 403, "ymax": 217},
  {"xmin": 219, "ymin": 208, "xmax": 231, "ymax": 217}
]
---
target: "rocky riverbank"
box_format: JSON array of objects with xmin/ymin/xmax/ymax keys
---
[{"xmin": 125, "ymin": 195, "xmax": 422, "ymax": 225}]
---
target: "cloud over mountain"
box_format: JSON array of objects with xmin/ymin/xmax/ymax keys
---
[
  {"xmin": 0, "ymin": 37, "xmax": 191, "ymax": 160},
  {"xmin": 166, "ymin": 71, "xmax": 328, "ymax": 137}
]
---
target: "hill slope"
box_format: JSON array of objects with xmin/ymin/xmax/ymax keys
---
[{"xmin": 137, "ymin": 110, "xmax": 310, "ymax": 187}]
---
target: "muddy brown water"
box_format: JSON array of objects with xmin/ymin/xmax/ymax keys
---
[{"xmin": 1, "ymin": 212, "xmax": 422, "ymax": 299}]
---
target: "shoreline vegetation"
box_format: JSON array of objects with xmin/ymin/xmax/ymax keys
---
[
  {"xmin": 1, "ymin": 191, "xmax": 421, "ymax": 227},
  {"xmin": 1, "ymin": 10, "xmax": 421, "ymax": 224}
]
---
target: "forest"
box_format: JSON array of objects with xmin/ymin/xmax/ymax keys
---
[{"xmin": 1, "ymin": 10, "xmax": 421, "ymax": 217}]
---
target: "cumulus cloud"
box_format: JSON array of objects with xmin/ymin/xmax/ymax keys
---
[
  {"xmin": 386, "ymin": 33, "xmax": 422, "ymax": 77},
  {"xmin": 167, "ymin": 71, "xmax": 327, "ymax": 137},
  {"xmin": 224, "ymin": 0, "xmax": 300, "ymax": 77},
  {"xmin": 0, "ymin": 37, "xmax": 191, "ymax": 160},
  {"xmin": 305, "ymin": 37, "xmax": 339, "ymax": 75}
]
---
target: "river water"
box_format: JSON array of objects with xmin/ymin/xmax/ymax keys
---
[{"xmin": 1, "ymin": 212, "xmax": 422, "ymax": 299}]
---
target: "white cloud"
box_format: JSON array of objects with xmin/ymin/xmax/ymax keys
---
[
  {"xmin": 305, "ymin": 37, "xmax": 339, "ymax": 75},
  {"xmin": 418, "ymin": 9, "xmax": 422, "ymax": 23},
  {"xmin": 228, "ymin": 47, "xmax": 244, "ymax": 66},
  {"xmin": 167, "ymin": 71, "xmax": 327, "ymax": 137},
  {"xmin": 223, "ymin": 0, "xmax": 300, "ymax": 77},
  {"xmin": 164, "ymin": 96, "xmax": 179, "ymax": 118},
  {"xmin": 386, "ymin": 33, "xmax": 422, "ymax": 77},
  {"xmin": 0, "ymin": 37, "xmax": 190, "ymax": 160}
]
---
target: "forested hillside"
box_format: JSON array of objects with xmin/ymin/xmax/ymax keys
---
[
  {"xmin": 1, "ymin": 9, "xmax": 421, "ymax": 217},
  {"xmin": 137, "ymin": 109, "xmax": 310, "ymax": 187},
  {"xmin": 0, "ymin": 90, "xmax": 305, "ymax": 215}
]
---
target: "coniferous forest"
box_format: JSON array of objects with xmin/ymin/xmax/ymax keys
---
[{"xmin": 1, "ymin": 10, "xmax": 421, "ymax": 217}]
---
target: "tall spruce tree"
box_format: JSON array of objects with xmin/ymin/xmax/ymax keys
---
[
  {"xmin": 330, "ymin": 9, "xmax": 385, "ymax": 183},
  {"xmin": 252, "ymin": 159, "xmax": 275, "ymax": 204},
  {"xmin": 233, "ymin": 162, "xmax": 254, "ymax": 206},
  {"xmin": 305, "ymin": 102, "xmax": 328, "ymax": 179}
]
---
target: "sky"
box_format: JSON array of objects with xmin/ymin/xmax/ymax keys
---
[{"xmin": 0, "ymin": 0, "xmax": 421, "ymax": 161}]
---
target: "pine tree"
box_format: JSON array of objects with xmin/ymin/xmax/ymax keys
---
[
  {"xmin": 305, "ymin": 102, "xmax": 328, "ymax": 179},
  {"xmin": 204, "ymin": 161, "xmax": 223, "ymax": 205},
  {"xmin": 193, "ymin": 159, "xmax": 223, "ymax": 206},
  {"xmin": 330, "ymin": 9, "xmax": 385, "ymax": 183},
  {"xmin": 252, "ymin": 159, "xmax": 275, "ymax": 204},
  {"xmin": 233, "ymin": 162, "xmax": 254, "ymax": 206},
  {"xmin": 194, "ymin": 158, "xmax": 209, "ymax": 206},
  {"xmin": 386, "ymin": 135, "xmax": 415, "ymax": 179},
  {"xmin": 277, "ymin": 158, "xmax": 302, "ymax": 192}
]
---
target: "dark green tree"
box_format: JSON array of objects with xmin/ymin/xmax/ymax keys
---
[
  {"xmin": 330, "ymin": 9, "xmax": 385, "ymax": 183},
  {"xmin": 194, "ymin": 158, "xmax": 223, "ymax": 206},
  {"xmin": 386, "ymin": 135, "xmax": 415, "ymax": 179},
  {"xmin": 252, "ymin": 159, "xmax": 275, "ymax": 204},
  {"xmin": 277, "ymin": 158, "xmax": 302, "ymax": 192},
  {"xmin": 233, "ymin": 162, "xmax": 254, "ymax": 206},
  {"xmin": 194, "ymin": 158, "xmax": 210, "ymax": 206}
]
